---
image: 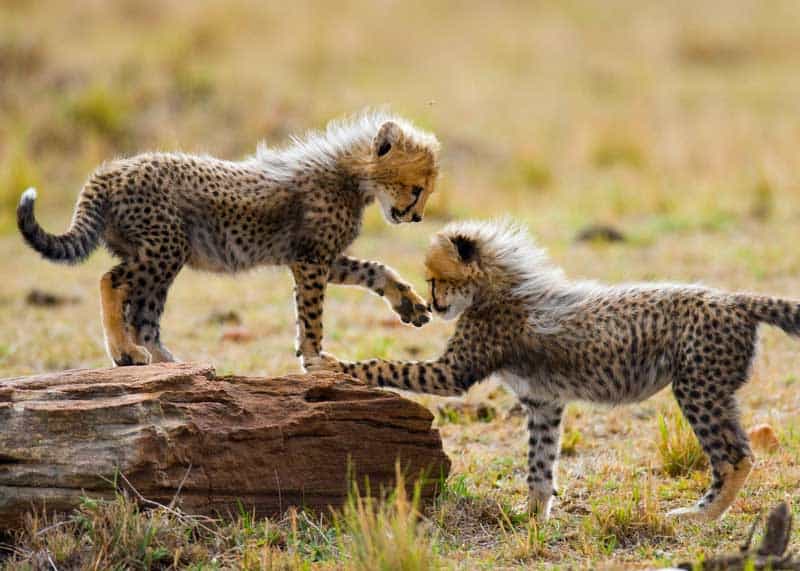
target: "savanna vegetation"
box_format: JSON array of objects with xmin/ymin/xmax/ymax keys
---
[{"xmin": 1, "ymin": 1, "xmax": 799, "ymax": 568}]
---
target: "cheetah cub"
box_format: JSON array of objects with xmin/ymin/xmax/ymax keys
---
[
  {"xmin": 18, "ymin": 110, "xmax": 438, "ymax": 368},
  {"xmin": 310, "ymin": 219, "xmax": 800, "ymax": 522}
]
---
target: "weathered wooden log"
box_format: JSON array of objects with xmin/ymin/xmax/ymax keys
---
[
  {"xmin": 676, "ymin": 502, "xmax": 799, "ymax": 571},
  {"xmin": 0, "ymin": 363, "xmax": 450, "ymax": 528}
]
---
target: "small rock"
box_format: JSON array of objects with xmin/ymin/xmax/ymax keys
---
[
  {"xmin": 208, "ymin": 309, "xmax": 242, "ymax": 325},
  {"xmin": 437, "ymin": 401, "xmax": 498, "ymax": 424},
  {"xmin": 25, "ymin": 289, "xmax": 80, "ymax": 307},
  {"xmin": 221, "ymin": 325, "xmax": 254, "ymax": 343},
  {"xmin": 748, "ymin": 423, "xmax": 780, "ymax": 452},
  {"xmin": 404, "ymin": 345, "xmax": 423, "ymax": 357},
  {"xmin": 507, "ymin": 402, "xmax": 524, "ymax": 417},
  {"xmin": 575, "ymin": 224, "xmax": 626, "ymax": 244},
  {"xmin": 379, "ymin": 318, "xmax": 403, "ymax": 329},
  {"xmin": 475, "ymin": 403, "xmax": 496, "ymax": 422}
]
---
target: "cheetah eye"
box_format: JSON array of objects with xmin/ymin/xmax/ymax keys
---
[{"xmin": 412, "ymin": 186, "xmax": 423, "ymax": 197}]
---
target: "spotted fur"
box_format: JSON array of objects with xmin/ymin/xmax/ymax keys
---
[
  {"xmin": 310, "ymin": 219, "xmax": 800, "ymax": 521},
  {"xmin": 18, "ymin": 110, "xmax": 439, "ymax": 367}
]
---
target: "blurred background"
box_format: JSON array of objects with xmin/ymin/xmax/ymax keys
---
[{"xmin": 2, "ymin": 0, "xmax": 800, "ymax": 377}]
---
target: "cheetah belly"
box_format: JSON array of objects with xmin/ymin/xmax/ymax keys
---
[
  {"xmin": 619, "ymin": 354, "xmax": 675, "ymax": 403},
  {"xmin": 184, "ymin": 222, "xmax": 238, "ymax": 272},
  {"xmin": 503, "ymin": 353, "xmax": 674, "ymax": 405},
  {"xmin": 184, "ymin": 220, "xmax": 287, "ymax": 273}
]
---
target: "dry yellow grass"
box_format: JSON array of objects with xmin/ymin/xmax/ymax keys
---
[
  {"xmin": 2, "ymin": 1, "xmax": 800, "ymax": 568},
  {"xmin": 657, "ymin": 408, "xmax": 707, "ymax": 478}
]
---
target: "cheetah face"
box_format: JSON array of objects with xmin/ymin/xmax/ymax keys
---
[
  {"xmin": 368, "ymin": 121, "xmax": 439, "ymax": 225},
  {"xmin": 427, "ymin": 277, "xmax": 476, "ymax": 320},
  {"xmin": 375, "ymin": 180, "xmax": 433, "ymax": 224},
  {"xmin": 424, "ymin": 234, "xmax": 484, "ymax": 320}
]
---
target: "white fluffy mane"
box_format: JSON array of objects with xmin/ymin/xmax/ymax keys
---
[
  {"xmin": 442, "ymin": 218, "xmax": 599, "ymax": 332},
  {"xmin": 251, "ymin": 109, "xmax": 428, "ymax": 180},
  {"xmin": 442, "ymin": 219, "xmax": 717, "ymax": 335},
  {"xmin": 441, "ymin": 218, "xmax": 566, "ymax": 295}
]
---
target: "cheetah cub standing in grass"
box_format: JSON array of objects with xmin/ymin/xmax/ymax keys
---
[
  {"xmin": 17, "ymin": 110, "xmax": 438, "ymax": 368},
  {"xmin": 310, "ymin": 219, "xmax": 800, "ymax": 522}
]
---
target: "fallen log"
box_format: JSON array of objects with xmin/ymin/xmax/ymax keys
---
[
  {"xmin": 0, "ymin": 363, "xmax": 450, "ymax": 528},
  {"xmin": 677, "ymin": 502, "xmax": 799, "ymax": 570}
]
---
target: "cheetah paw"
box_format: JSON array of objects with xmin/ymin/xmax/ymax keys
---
[
  {"xmin": 113, "ymin": 344, "xmax": 152, "ymax": 367},
  {"xmin": 528, "ymin": 490, "xmax": 554, "ymax": 521},
  {"xmin": 147, "ymin": 345, "xmax": 176, "ymax": 364},
  {"xmin": 392, "ymin": 287, "xmax": 431, "ymax": 327},
  {"xmin": 303, "ymin": 352, "xmax": 344, "ymax": 373},
  {"xmin": 666, "ymin": 505, "xmax": 721, "ymax": 522}
]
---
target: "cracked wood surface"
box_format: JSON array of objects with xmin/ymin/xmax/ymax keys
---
[{"xmin": 0, "ymin": 363, "xmax": 450, "ymax": 527}]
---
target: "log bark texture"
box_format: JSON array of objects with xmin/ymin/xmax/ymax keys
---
[
  {"xmin": 678, "ymin": 502, "xmax": 799, "ymax": 570},
  {"xmin": 0, "ymin": 363, "xmax": 450, "ymax": 527}
]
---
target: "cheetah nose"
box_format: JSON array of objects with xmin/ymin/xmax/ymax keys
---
[{"xmin": 411, "ymin": 213, "xmax": 422, "ymax": 223}]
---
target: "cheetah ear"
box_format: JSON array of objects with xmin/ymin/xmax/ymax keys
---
[
  {"xmin": 374, "ymin": 121, "xmax": 403, "ymax": 158},
  {"xmin": 451, "ymin": 235, "xmax": 477, "ymax": 264}
]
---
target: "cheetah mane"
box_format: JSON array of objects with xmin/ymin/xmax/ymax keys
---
[
  {"xmin": 253, "ymin": 109, "xmax": 440, "ymax": 180},
  {"xmin": 428, "ymin": 219, "xmax": 563, "ymax": 290},
  {"xmin": 427, "ymin": 219, "xmax": 605, "ymax": 331}
]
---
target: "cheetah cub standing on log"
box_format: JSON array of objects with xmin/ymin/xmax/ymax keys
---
[
  {"xmin": 310, "ymin": 219, "xmax": 800, "ymax": 522},
  {"xmin": 17, "ymin": 111, "xmax": 438, "ymax": 368}
]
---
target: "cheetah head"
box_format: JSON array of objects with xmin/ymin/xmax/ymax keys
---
[
  {"xmin": 425, "ymin": 219, "xmax": 566, "ymax": 319},
  {"xmin": 366, "ymin": 120, "xmax": 440, "ymax": 225},
  {"xmin": 424, "ymin": 219, "xmax": 561, "ymax": 320},
  {"xmin": 424, "ymin": 234, "xmax": 484, "ymax": 320}
]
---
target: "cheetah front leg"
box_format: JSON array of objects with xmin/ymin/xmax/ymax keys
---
[
  {"xmin": 328, "ymin": 255, "xmax": 430, "ymax": 327},
  {"xmin": 521, "ymin": 397, "xmax": 564, "ymax": 520},
  {"xmin": 290, "ymin": 262, "xmax": 330, "ymax": 370},
  {"xmin": 316, "ymin": 356, "xmax": 468, "ymax": 396},
  {"xmin": 306, "ymin": 327, "xmax": 493, "ymax": 397}
]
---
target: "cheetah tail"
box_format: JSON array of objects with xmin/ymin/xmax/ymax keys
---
[
  {"xmin": 17, "ymin": 186, "xmax": 107, "ymax": 265},
  {"xmin": 736, "ymin": 294, "xmax": 800, "ymax": 336}
]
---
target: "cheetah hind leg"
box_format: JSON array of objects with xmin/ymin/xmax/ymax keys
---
[
  {"xmin": 100, "ymin": 272, "xmax": 151, "ymax": 366},
  {"xmin": 133, "ymin": 296, "xmax": 177, "ymax": 364},
  {"xmin": 666, "ymin": 456, "xmax": 753, "ymax": 521},
  {"xmin": 127, "ymin": 255, "xmax": 184, "ymax": 364},
  {"xmin": 669, "ymin": 388, "xmax": 754, "ymax": 521}
]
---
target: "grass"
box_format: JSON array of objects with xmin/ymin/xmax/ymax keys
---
[
  {"xmin": 583, "ymin": 474, "xmax": 674, "ymax": 553},
  {"xmin": 591, "ymin": 138, "xmax": 646, "ymax": 170},
  {"xmin": 657, "ymin": 410, "xmax": 707, "ymax": 478},
  {"xmin": 4, "ymin": 494, "xmax": 211, "ymax": 569},
  {"xmin": 63, "ymin": 84, "xmax": 132, "ymax": 144},
  {"xmin": 2, "ymin": 0, "xmax": 800, "ymax": 568},
  {"xmin": 560, "ymin": 427, "xmax": 582, "ymax": 457},
  {"xmin": 496, "ymin": 506, "xmax": 554, "ymax": 562},
  {"xmin": 334, "ymin": 468, "xmax": 438, "ymax": 571},
  {"xmin": 1, "ymin": 470, "xmax": 436, "ymax": 570},
  {"xmin": 0, "ymin": 145, "xmax": 38, "ymax": 233}
]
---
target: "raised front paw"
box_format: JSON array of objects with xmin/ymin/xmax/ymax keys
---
[
  {"xmin": 391, "ymin": 284, "xmax": 431, "ymax": 327},
  {"xmin": 303, "ymin": 351, "xmax": 345, "ymax": 373}
]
